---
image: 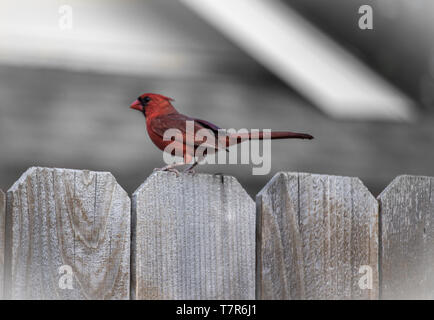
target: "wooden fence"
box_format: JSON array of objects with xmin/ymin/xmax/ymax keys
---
[{"xmin": 0, "ymin": 167, "xmax": 433, "ymax": 300}]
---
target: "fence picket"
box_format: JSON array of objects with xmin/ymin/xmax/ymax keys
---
[
  {"xmin": 0, "ymin": 189, "xmax": 4, "ymax": 299},
  {"xmin": 256, "ymin": 172, "xmax": 379, "ymax": 299},
  {"xmin": 3, "ymin": 167, "xmax": 433, "ymax": 300},
  {"xmin": 4, "ymin": 167, "xmax": 131, "ymax": 299},
  {"xmin": 378, "ymin": 175, "xmax": 434, "ymax": 299},
  {"xmin": 132, "ymin": 171, "xmax": 255, "ymax": 299}
]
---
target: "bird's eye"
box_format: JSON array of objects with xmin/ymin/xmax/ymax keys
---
[{"xmin": 138, "ymin": 96, "xmax": 151, "ymax": 105}]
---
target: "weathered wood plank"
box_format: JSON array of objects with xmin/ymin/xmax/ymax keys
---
[
  {"xmin": 5, "ymin": 167, "xmax": 130, "ymax": 299},
  {"xmin": 132, "ymin": 171, "xmax": 255, "ymax": 299},
  {"xmin": 378, "ymin": 175, "xmax": 434, "ymax": 299},
  {"xmin": 256, "ymin": 172, "xmax": 379, "ymax": 300},
  {"xmin": 0, "ymin": 189, "xmax": 5, "ymax": 299}
]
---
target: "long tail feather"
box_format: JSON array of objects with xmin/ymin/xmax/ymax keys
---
[
  {"xmin": 265, "ymin": 131, "xmax": 314, "ymax": 140},
  {"xmin": 226, "ymin": 131, "xmax": 313, "ymax": 144}
]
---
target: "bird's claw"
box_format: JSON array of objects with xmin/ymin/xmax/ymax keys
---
[
  {"xmin": 183, "ymin": 168, "xmax": 196, "ymax": 175},
  {"xmin": 167, "ymin": 168, "xmax": 180, "ymax": 176},
  {"xmin": 153, "ymin": 167, "xmax": 180, "ymax": 177}
]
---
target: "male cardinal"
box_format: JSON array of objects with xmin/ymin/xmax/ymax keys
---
[{"xmin": 130, "ymin": 93, "xmax": 313, "ymax": 173}]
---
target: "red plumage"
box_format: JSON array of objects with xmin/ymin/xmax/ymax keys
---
[{"xmin": 130, "ymin": 93, "xmax": 313, "ymax": 172}]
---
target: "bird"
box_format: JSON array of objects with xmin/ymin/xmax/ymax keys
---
[{"xmin": 130, "ymin": 93, "xmax": 313, "ymax": 174}]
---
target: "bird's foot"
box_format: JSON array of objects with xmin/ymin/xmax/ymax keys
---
[
  {"xmin": 153, "ymin": 167, "xmax": 181, "ymax": 177},
  {"xmin": 183, "ymin": 168, "xmax": 196, "ymax": 175},
  {"xmin": 183, "ymin": 162, "xmax": 198, "ymax": 175},
  {"xmin": 167, "ymin": 168, "xmax": 180, "ymax": 176}
]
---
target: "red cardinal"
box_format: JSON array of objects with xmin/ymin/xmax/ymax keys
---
[{"xmin": 130, "ymin": 93, "xmax": 313, "ymax": 173}]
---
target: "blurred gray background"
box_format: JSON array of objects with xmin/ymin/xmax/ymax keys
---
[{"xmin": 0, "ymin": 0, "xmax": 433, "ymax": 197}]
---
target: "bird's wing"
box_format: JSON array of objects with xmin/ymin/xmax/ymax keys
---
[
  {"xmin": 191, "ymin": 118, "xmax": 221, "ymax": 136},
  {"xmin": 150, "ymin": 114, "xmax": 228, "ymax": 152}
]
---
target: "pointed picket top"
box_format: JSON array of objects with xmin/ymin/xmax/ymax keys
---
[
  {"xmin": 257, "ymin": 172, "xmax": 379, "ymax": 300},
  {"xmin": 378, "ymin": 174, "xmax": 434, "ymax": 299},
  {"xmin": 5, "ymin": 167, "xmax": 131, "ymax": 299},
  {"xmin": 377, "ymin": 174, "xmax": 413, "ymax": 199},
  {"xmin": 0, "ymin": 189, "xmax": 5, "ymax": 299},
  {"xmin": 132, "ymin": 171, "xmax": 255, "ymax": 300}
]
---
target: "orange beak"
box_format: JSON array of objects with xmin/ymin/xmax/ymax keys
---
[{"xmin": 130, "ymin": 99, "xmax": 142, "ymax": 111}]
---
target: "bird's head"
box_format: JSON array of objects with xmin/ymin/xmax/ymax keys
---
[{"xmin": 130, "ymin": 93, "xmax": 175, "ymax": 118}]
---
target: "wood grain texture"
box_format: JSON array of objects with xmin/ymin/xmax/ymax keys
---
[
  {"xmin": 5, "ymin": 167, "xmax": 130, "ymax": 299},
  {"xmin": 132, "ymin": 171, "xmax": 255, "ymax": 300},
  {"xmin": 256, "ymin": 172, "xmax": 379, "ymax": 300},
  {"xmin": 378, "ymin": 175, "xmax": 434, "ymax": 299},
  {"xmin": 0, "ymin": 189, "xmax": 4, "ymax": 299}
]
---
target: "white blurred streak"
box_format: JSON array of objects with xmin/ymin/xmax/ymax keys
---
[
  {"xmin": 0, "ymin": 0, "xmax": 243, "ymax": 78},
  {"xmin": 180, "ymin": 0, "xmax": 415, "ymax": 121}
]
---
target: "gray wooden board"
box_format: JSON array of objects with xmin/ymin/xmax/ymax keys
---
[
  {"xmin": 5, "ymin": 167, "xmax": 130, "ymax": 299},
  {"xmin": 378, "ymin": 175, "xmax": 434, "ymax": 299},
  {"xmin": 132, "ymin": 171, "xmax": 255, "ymax": 299},
  {"xmin": 256, "ymin": 172, "xmax": 379, "ymax": 299},
  {"xmin": 0, "ymin": 189, "xmax": 4, "ymax": 299}
]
